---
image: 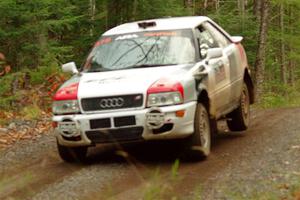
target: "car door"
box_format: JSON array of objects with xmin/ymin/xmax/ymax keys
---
[
  {"xmin": 195, "ymin": 23, "xmax": 231, "ymax": 116},
  {"xmin": 203, "ymin": 22, "xmax": 245, "ymax": 107}
]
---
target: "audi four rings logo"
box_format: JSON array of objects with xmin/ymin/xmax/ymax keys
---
[{"xmin": 100, "ymin": 98, "xmax": 125, "ymax": 108}]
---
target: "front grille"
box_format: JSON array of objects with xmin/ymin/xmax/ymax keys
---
[
  {"xmin": 81, "ymin": 94, "xmax": 143, "ymax": 112},
  {"xmin": 90, "ymin": 118, "xmax": 111, "ymax": 129},
  {"xmin": 86, "ymin": 127, "xmax": 144, "ymax": 143},
  {"xmin": 114, "ymin": 116, "xmax": 136, "ymax": 127}
]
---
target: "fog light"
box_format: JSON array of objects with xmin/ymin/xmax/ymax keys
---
[
  {"xmin": 175, "ymin": 110, "xmax": 185, "ymax": 118},
  {"xmin": 146, "ymin": 107, "xmax": 165, "ymax": 129}
]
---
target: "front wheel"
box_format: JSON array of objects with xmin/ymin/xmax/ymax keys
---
[
  {"xmin": 185, "ymin": 102, "xmax": 211, "ymax": 160},
  {"xmin": 227, "ymin": 83, "xmax": 250, "ymax": 131},
  {"xmin": 57, "ymin": 141, "xmax": 88, "ymax": 163}
]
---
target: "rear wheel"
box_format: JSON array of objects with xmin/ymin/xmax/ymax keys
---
[
  {"xmin": 227, "ymin": 83, "xmax": 250, "ymax": 131},
  {"xmin": 185, "ymin": 102, "xmax": 211, "ymax": 160},
  {"xmin": 57, "ymin": 141, "xmax": 88, "ymax": 163}
]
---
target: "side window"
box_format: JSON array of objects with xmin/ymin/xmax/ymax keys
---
[
  {"xmin": 195, "ymin": 26, "xmax": 219, "ymax": 48},
  {"xmin": 195, "ymin": 26, "xmax": 219, "ymax": 59},
  {"xmin": 203, "ymin": 22, "xmax": 231, "ymax": 47}
]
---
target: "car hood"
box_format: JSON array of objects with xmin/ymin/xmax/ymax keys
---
[{"xmin": 76, "ymin": 64, "xmax": 192, "ymax": 99}]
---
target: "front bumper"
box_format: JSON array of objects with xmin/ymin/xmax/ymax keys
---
[{"xmin": 53, "ymin": 102, "xmax": 196, "ymax": 147}]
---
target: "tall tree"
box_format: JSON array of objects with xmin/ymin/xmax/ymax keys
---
[
  {"xmin": 254, "ymin": 0, "xmax": 262, "ymax": 19},
  {"xmin": 89, "ymin": 0, "xmax": 96, "ymax": 37},
  {"xmin": 254, "ymin": 0, "xmax": 270, "ymax": 102},
  {"xmin": 279, "ymin": 2, "xmax": 287, "ymax": 84},
  {"xmin": 238, "ymin": 0, "xmax": 246, "ymax": 29},
  {"xmin": 287, "ymin": 4, "xmax": 295, "ymax": 86}
]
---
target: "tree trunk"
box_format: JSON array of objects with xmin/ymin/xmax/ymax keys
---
[
  {"xmin": 132, "ymin": 0, "xmax": 138, "ymax": 20},
  {"xmin": 287, "ymin": 5, "xmax": 295, "ymax": 86},
  {"xmin": 254, "ymin": 0, "xmax": 270, "ymax": 102},
  {"xmin": 238, "ymin": 0, "xmax": 246, "ymax": 15},
  {"xmin": 253, "ymin": 0, "xmax": 262, "ymax": 19},
  {"xmin": 204, "ymin": 0, "xmax": 208, "ymax": 9},
  {"xmin": 238, "ymin": 0, "xmax": 246, "ymax": 29},
  {"xmin": 90, "ymin": 0, "xmax": 96, "ymax": 37},
  {"xmin": 279, "ymin": 3, "xmax": 287, "ymax": 85},
  {"xmin": 184, "ymin": 0, "xmax": 195, "ymax": 14},
  {"xmin": 184, "ymin": 0, "xmax": 193, "ymax": 7},
  {"xmin": 215, "ymin": 0, "xmax": 220, "ymax": 13}
]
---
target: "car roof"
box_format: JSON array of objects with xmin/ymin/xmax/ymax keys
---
[{"xmin": 103, "ymin": 16, "xmax": 211, "ymax": 36}]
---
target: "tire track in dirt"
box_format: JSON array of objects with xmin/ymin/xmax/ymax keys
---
[
  {"xmin": 0, "ymin": 108, "xmax": 299, "ymax": 200},
  {"xmin": 91, "ymin": 108, "xmax": 300, "ymax": 200}
]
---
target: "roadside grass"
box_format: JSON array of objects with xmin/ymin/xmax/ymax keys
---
[
  {"xmin": 258, "ymin": 81, "xmax": 300, "ymax": 109},
  {"xmin": 0, "ymin": 64, "xmax": 64, "ymax": 111},
  {"xmin": 221, "ymin": 172, "xmax": 300, "ymax": 200},
  {"xmin": 20, "ymin": 104, "xmax": 43, "ymax": 120},
  {"xmin": 0, "ymin": 172, "xmax": 34, "ymax": 199},
  {"xmin": 143, "ymin": 160, "xmax": 183, "ymax": 200},
  {"xmin": 0, "ymin": 65, "xmax": 65, "ymax": 126},
  {"xmin": 99, "ymin": 158, "xmax": 200, "ymax": 200},
  {"xmin": 141, "ymin": 159, "xmax": 202, "ymax": 200},
  {"xmin": 140, "ymin": 159, "xmax": 300, "ymax": 200}
]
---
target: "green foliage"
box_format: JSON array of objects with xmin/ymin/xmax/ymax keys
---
[
  {"xmin": 143, "ymin": 169, "xmax": 164, "ymax": 200},
  {"xmin": 20, "ymin": 104, "xmax": 43, "ymax": 120},
  {"xmin": 0, "ymin": 0, "xmax": 299, "ymax": 110},
  {"xmin": 0, "ymin": 64, "xmax": 63, "ymax": 110},
  {"xmin": 0, "ymin": 73, "xmax": 14, "ymax": 97},
  {"xmin": 171, "ymin": 159, "xmax": 180, "ymax": 180},
  {"xmin": 0, "ymin": 94, "xmax": 20, "ymax": 110},
  {"xmin": 208, "ymin": 3, "xmax": 259, "ymax": 67},
  {"xmin": 260, "ymin": 81, "xmax": 300, "ymax": 108},
  {"xmin": 0, "ymin": 0, "xmax": 84, "ymax": 70},
  {"xmin": 0, "ymin": 72, "xmax": 25, "ymax": 110},
  {"xmin": 29, "ymin": 65, "xmax": 60, "ymax": 85}
]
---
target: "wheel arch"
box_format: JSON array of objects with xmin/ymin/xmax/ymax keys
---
[
  {"xmin": 244, "ymin": 68, "xmax": 255, "ymax": 104},
  {"xmin": 197, "ymin": 88, "xmax": 214, "ymax": 118}
]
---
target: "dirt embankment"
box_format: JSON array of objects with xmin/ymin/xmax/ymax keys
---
[{"xmin": 0, "ymin": 108, "xmax": 300, "ymax": 200}]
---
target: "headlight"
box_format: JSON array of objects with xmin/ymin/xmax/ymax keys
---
[
  {"xmin": 147, "ymin": 92, "xmax": 183, "ymax": 107},
  {"xmin": 52, "ymin": 100, "xmax": 80, "ymax": 115}
]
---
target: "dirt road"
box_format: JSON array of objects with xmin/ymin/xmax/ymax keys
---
[{"xmin": 0, "ymin": 108, "xmax": 300, "ymax": 200}]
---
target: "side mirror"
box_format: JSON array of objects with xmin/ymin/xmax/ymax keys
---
[
  {"xmin": 194, "ymin": 65, "xmax": 208, "ymax": 80},
  {"xmin": 231, "ymin": 36, "xmax": 243, "ymax": 44},
  {"xmin": 206, "ymin": 48, "xmax": 223, "ymax": 60},
  {"xmin": 62, "ymin": 62, "xmax": 79, "ymax": 74}
]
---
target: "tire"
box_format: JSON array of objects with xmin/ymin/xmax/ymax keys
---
[
  {"xmin": 210, "ymin": 118, "xmax": 218, "ymax": 138},
  {"xmin": 227, "ymin": 83, "xmax": 250, "ymax": 131},
  {"xmin": 57, "ymin": 141, "xmax": 88, "ymax": 163},
  {"xmin": 185, "ymin": 102, "xmax": 211, "ymax": 160}
]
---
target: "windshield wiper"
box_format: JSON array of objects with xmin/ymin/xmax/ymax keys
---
[
  {"xmin": 127, "ymin": 63, "xmax": 177, "ymax": 69},
  {"xmin": 86, "ymin": 63, "xmax": 113, "ymax": 72},
  {"xmin": 86, "ymin": 64, "xmax": 178, "ymax": 72},
  {"xmin": 86, "ymin": 68, "xmax": 112, "ymax": 72}
]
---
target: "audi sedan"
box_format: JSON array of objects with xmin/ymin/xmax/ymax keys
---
[{"xmin": 52, "ymin": 16, "xmax": 254, "ymax": 162}]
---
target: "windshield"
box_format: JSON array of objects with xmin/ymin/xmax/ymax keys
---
[{"xmin": 83, "ymin": 29, "xmax": 195, "ymax": 72}]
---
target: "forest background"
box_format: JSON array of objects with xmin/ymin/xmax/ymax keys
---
[{"xmin": 0, "ymin": 0, "xmax": 299, "ymax": 121}]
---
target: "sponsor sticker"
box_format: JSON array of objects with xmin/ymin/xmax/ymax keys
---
[
  {"xmin": 94, "ymin": 37, "xmax": 112, "ymax": 47},
  {"xmin": 144, "ymin": 32, "xmax": 177, "ymax": 37},
  {"xmin": 115, "ymin": 34, "xmax": 139, "ymax": 40}
]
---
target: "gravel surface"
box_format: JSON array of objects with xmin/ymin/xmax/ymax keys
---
[
  {"xmin": 0, "ymin": 132, "xmax": 56, "ymax": 174},
  {"xmin": 0, "ymin": 108, "xmax": 300, "ymax": 200},
  {"xmin": 199, "ymin": 108, "xmax": 300, "ymax": 200},
  {"xmin": 31, "ymin": 164, "xmax": 129, "ymax": 200}
]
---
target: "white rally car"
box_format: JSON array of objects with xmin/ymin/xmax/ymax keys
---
[{"xmin": 52, "ymin": 16, "xmax": 254, "ymax": 162}]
